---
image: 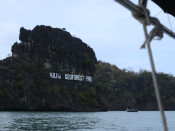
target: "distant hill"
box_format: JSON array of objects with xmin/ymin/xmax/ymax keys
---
[{"xmin": 93, "ymin": 61, "xmax": 175, "ymax": 110}]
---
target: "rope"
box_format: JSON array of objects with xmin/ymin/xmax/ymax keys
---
[
  {"xmin": 154, "ymin": 10, "xmax": 162, "ymax": 17},
  {"xmin": 141, "ymin": 17, "xmax": 163, "ymax": 49},
  {"xmin": 167, "ymin": 14, "xmax": 172, "ymax": 31},
  {"xmin": 132, "ymin": 4, "xmax": 168, "ymax": 131},
  {"xmin": 143, "ymin": 24, "xmax": 168, "ymax": 131}
]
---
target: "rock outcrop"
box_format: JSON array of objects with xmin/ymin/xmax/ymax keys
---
[
  {"xmin": 0, "ymin": 25, "xmax": 100, "ymax": 111},
  {"xmin": 12, "ymin": 25, "xmax": 97, "ymax": 75}
]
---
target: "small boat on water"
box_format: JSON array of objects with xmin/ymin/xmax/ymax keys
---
[{"xmin": 126, "ymin": 108, "xmax": 138, "ymax": 112}]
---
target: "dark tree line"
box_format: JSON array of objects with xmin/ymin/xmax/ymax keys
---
[
  {"xmin": 1, "ymin": 58, "xmax": 175, "ymax": 111},
  {"xmin": 92, "ymin": 61, "xmax": 175, "ymax": 110}
]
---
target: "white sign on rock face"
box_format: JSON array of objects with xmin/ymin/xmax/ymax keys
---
[
  {"xmin": 86, "ymin": 76, "xmax": 92, "ymax": 82},
  {"xmin": 50, "ymin": 72, "xmax": 92, "ymax": 82},
  {"xmin": 65, "ymin": 74, "xmax": 74, "ymax": 80},
  {"xmin": 50, "ymin": 72, "xmax": 61, "ymax": 79},
  {"xmin": 73, "ymin": 74, "xmax": 84, "ymax": 81}
]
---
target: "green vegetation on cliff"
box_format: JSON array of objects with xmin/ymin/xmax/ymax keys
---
[{"xmin": 0, "ymin": 56, "xmax": 98, "ymax": 111}]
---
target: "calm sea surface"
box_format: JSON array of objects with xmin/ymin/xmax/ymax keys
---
[{"xmin": 0, "ymin": 111, "xmax": 175, "ymax": 131}]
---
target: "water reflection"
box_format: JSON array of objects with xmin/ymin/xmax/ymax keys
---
[
  {"xmin": 0, "ymin": 112, "xmax": 100, "ymax": 130},
  {"xmin": 0, "ymin": 111, "xmax": 174, "ymax": 130}
]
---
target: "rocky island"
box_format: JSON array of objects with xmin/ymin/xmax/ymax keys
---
[
  {"xmin": 0, "ymin": 25, "xmax": 101, "ymax": 111},
  {"xmin": 1, "ymin": 25, "xmax": 175, "ymax": 111}
]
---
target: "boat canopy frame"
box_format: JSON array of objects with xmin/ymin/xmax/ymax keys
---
[
  {"xmin": 115, "ymin": 0, "xmax": 175, "ymax": 39},
  {"xmin": 114, "ymin": 1, "xmax": 170, "ymax": 131}
]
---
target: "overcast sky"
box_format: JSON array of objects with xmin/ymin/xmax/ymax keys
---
[{"xmin": 0, "ymin": 0, "xmax": 175, "ymax": 75}]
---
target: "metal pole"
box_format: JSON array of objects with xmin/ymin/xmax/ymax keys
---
[{"xmin": 114, "ymin": 0, "xmax": 175, "ymax": 39}]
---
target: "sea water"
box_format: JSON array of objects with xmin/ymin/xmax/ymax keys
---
[{"xmin": 0, "ymin": 111, "xmax": 175, "ymax": 131}]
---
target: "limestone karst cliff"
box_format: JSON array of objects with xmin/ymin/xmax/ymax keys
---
[
  {"xmin": 12, "ymin": 25, "xmax": 97, "ymax": 76},
  {"xmin": 0, "ymin": 25, "xmax": 100, "ymax": 111}
]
